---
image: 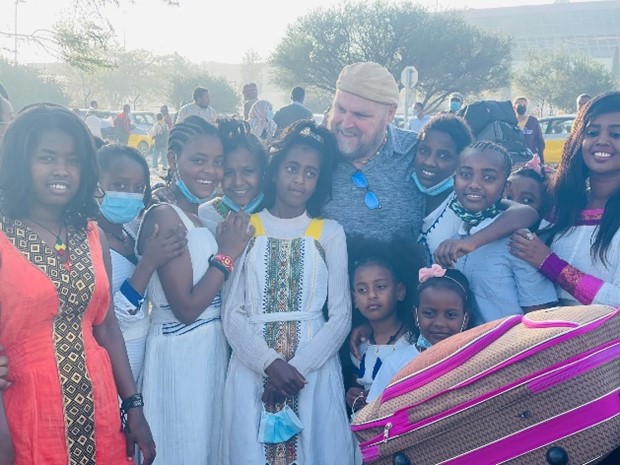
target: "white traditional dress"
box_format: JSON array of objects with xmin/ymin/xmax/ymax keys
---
[
  {"xmin": 140, "ymin": 204, "xmax": 228, "ymax": 464},
  {"xmin": 222, "ymin": 210, "xmax": 355, "ymax": 465},
  {"xmin": 109, "ymin": 221, "xmax": 149, "ymax": 382}
]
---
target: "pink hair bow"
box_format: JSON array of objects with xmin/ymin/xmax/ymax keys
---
[
  {"xmin": 524, "ymin": 154, "xmax": 543, "ymax": 176},
  {"xmin": 419, "ymin": 264, "xmax": 446, "ymax": 283}
]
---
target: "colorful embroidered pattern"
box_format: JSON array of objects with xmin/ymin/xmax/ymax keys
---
[
  {"xmin": 262, "ymin": 237, "xmax": 304, "ymax": 465},
  {"xmin": 2, "ymin": 217, "xmax": 97, "ymax": 464},
  {"xmin": 212, "ymin": 198, "xmax": 233, "ymax": 220},
  {"xmin": 577, "ymin": 209, "xmax": 604, "ymax": 226}
]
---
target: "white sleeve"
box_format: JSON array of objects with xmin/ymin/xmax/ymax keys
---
[
  {"xmin": 367, "ymin": 346, "xmax": 420, "ymax": 402},
  {"xmin": 288, "ymin": 221, "xmax": 352, "ymax": 377},
  {"xmin": 221, "ymin": 249, "xmax": 282, "ymax": 375}
]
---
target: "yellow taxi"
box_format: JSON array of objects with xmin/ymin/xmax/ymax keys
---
[{"xmin": 539, "ymin": 115, "xmax": 575, "ymax": 165}]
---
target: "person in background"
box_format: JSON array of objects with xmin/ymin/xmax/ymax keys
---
[
  {"xmin": 513, "ymin": 96, "xmax": 545, "ymax": 161},
  {"xmin": 151, "ymin": 113, "xmax": 169, "ymax": 170},
  {"xmin": 242, "ymin": 82, "xmax": 258, "ymax": 120},
  {"xmin": 248, "ymin": 99, "xmax": 277, "ymax": 141},
  {"xmin": 160, "ymin": 104, "xmax": 173, "ymax": 129},
  {"xmin": 177, "ymin": 87, "xmax": 218, "ymax": 125},
  {"xmin": 576, "ymin": 93, "xmax": 591, "ymax": 113},
  {"xmin": 406, "ymin": 102, "xmax": 431, "ymax": 133},
  {"xmin": 89, "ymin": 100, "xmax": 98, "ymax": 110},
  {"xmin": 448, "ymin": 93, "xmax": 464, "ymax": 114},
  {"xmin": 0, "ymin": 96, "xmax": 13, "ymax": 143},
  {"xmin": 510, "ymin": 91, "xmax": 620, "ymax": 307},
  {"xmin": 114, "ymin": 104, "xmax": 132, "ymax": 145},
  {"xmin": 273, "ymin": 86, "xmax": 313, "ymax": 134},
  {"xmin": 85, "ymin": 107, "xmax": 103, "ymax": 139}
]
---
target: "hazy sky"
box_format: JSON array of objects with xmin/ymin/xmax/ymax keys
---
[{"xmin": 2, "ymin": 0, "xmax": 602, "ymax": 64}]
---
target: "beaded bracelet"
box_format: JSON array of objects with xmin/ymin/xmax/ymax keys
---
[
  {"xmin": 120, "ymin": 393, "xmax": 144, "ymax": 432},
  {"xmin": 209, "ymin": 254, "xmax": 234, "ymax": 280}
]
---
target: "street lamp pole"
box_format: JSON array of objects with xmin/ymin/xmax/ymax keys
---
[{"xmin": 14, "ymin": 0, "xmax": 19, "ymax": 64}]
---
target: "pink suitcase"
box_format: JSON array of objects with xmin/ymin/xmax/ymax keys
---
[{"xmin": 351, "ymin": 305, "xmax": 620, "ymax": 465}]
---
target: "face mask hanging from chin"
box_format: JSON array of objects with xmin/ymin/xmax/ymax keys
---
[
  {"xmin": 174, "ymin": 153, "xmax": 212, "ymax": 205},
  {"xmin": 257, "ymin": 404, "xmax": 304, "ymax": 444}
]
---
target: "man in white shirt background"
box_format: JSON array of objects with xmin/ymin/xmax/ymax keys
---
[
  {"xmin": 406, "ymin": 101, "xmax": 431, "ymax": 133},
  {"xmin": 177, "ymin": 86, "xmax": 218, "ymax": 124}
]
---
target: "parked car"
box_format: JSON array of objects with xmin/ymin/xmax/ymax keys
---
[{"xmin": 539, "ymin": 114, "xmax": 575, "ymax": 165}]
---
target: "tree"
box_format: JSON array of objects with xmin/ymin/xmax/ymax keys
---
[
  {"xmin": 516, "ymin": 50, "xmax": 616, "ymax": 113},
  {"xmin": 0, "ymin": 58, "xmax": 68, "ymax": 111},
  {"xmin": 168, "ymin": 73, "xmax": 240, "ymax": 115},
  {"xmin": 0, "ymin": 0, "xmax": 177, "ymax": 72},
  {"xmin": 241, "ymin": 49, "xmax": 264, "ymax": 89},
  {"xmin": 270, "ymin": 1, "xmax": 511, "ymax": 111}
]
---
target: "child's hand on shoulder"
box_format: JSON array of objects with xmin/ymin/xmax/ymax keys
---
[
  {"xmin": 349, "ymin": 323, "xmax": 372, "ymax": 361},
  {"xmin": 141, "ymin": 223, "xmax": 187, "ymax": 269},
  {"xmin": 215, "ymin": 212, "xmax": 255, "ymax": 260},
  {"xmin": 434, "ymin": 237, "xmax": 477, "ymax": 268}
]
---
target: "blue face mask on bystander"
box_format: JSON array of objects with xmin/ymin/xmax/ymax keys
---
[
  {"xmin": 258, "ymin": 404, "xmax": 304, "ymax": 444},
  {"xmin": 100, "ymin": 191, "xmax": 145, "ymax": 224}
]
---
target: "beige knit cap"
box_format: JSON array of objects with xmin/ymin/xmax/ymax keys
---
[{"xmin": 336, "ymin": 62, "xmax": 400, "ymax": 106}]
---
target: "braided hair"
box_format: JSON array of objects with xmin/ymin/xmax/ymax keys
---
[
  {"xmin": 465, "ymin": 140, "xmax": 513, "ymax": 177},
  {"xmin": 165, "ymin": 115, "xmax": 221, "ymax": 183}
]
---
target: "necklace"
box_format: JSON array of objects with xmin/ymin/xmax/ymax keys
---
[
  {"xmin": 355, "ymin": 135, "xmax": 387, "ymax": 168},
  {"xmin": 28, "ymin": 218, "xmax": 71, "ymax": 271},
  {"xmin": 371, "ymin": 322, "xmax": 405, "ymax": 346}
]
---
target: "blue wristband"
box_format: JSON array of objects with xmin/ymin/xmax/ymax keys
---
[{"xmin": 120, "ymin": 279, "xmax": 145, "ymax": 308}]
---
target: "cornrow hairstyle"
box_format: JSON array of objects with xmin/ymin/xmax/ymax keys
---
[
  {"xmin": 96, "ymin": 144, "xmax": 152, "ymax": 208},
  {"xmin": 0, "ymin": 104, "xmax": 99, "ymax": 229},
  {"xmin": 217, "ymin": 117, "xmax": 268, "ymax": 173},
  {"xmin": 264, "ymin": 119, "xmax": 338, "ymax": 218},
  {"xmin": 165, "ymin": 115, "xmax": 222, "ymax": 183},
  {"xmin": 415, "ymin": 268, "xmax": 479, "ymax": 329},
  {"xmin": 418, "ymin": 113, "xmax": 474, "ymax": 154},
  {"xmin": 348, "ymin": 236, "xmax": 426, "ymax": 343},
  {"xmin": 465, "ymin": 140, "xmax": 512, "ymax": 177},
  {"xmin": 544, "ymin": 91, "xmax": 620, "ymax": 265}
]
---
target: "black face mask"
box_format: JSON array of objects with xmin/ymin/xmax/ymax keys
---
[{"xmin": 516, "ymin": 105, "xmax": 527, "ymax": 115}]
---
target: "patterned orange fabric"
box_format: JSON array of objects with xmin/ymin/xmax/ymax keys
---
[{"xmin": 0, "ymin": 219, "xmax": 126, "ymax": 464}]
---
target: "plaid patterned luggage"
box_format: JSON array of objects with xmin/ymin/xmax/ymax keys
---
[{"xmin": 351, "ymin": 305, "xmax": 620, "ymax": 465}]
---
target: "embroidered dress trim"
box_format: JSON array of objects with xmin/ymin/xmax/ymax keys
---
[
  {"xmin": 577, "ymin": 208, "xmax": 603, "ymax": 226},
  {"xmin": 262, "ymin": 237, "xmax": 304, "ymax": 465},
  {"xmin": 538, "ymin": 252, "xmax": 604, "ymax": 305},
  {"xmin": 1, "ymin": 216, "xmax": 97, "ymax": 464}
]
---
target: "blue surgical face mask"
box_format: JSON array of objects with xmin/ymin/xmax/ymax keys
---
[
  {"xmin": 258, "ymin": 404, "xmax": 304, "ymax": 444},
  {"xmin": 450, "ymin": 101, "xmax": 461, "ymax": 113},
  {"xmin": 416, "ymin": 334, "xmax": 433, "ymax": 350},
  {"xmin": 100, "ymin": 191, "xmax": 145, "ymax": 224},
  {"xmin": 174, "ymin": 153, "xmax": 212, "ymax": 204}
]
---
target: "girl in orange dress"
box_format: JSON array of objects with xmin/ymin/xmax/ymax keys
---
[{"xmin": 0, "ymin": 105, "xmax": 156, "ymax": 465}]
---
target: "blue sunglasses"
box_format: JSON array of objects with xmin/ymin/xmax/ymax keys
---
[{"xmin": 351, "ymin": 171, "xmax": 381, "ymax": 210}]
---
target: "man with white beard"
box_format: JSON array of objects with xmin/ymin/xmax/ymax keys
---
[{"xmin": 323, "ymin": 62, "xmax": 425, "ymax": 239}]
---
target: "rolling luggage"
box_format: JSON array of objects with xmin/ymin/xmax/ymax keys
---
[{"xmin": 351, "ymin": 305, "xmax": 620, "ymax": 465}]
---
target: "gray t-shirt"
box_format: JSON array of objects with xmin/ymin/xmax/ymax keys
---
[{"xmin": 322, "ymin": 125, "xmax": 425, "ymax": 240}]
